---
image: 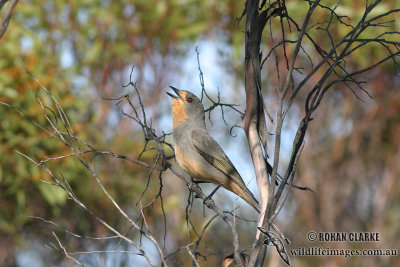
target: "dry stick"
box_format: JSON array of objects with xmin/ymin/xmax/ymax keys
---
[
  {"xmin": 275, "ymin": 0, "xmax": 400, "ymax": 227},
  {"xmin": 36, "ymin": 87, "xmax": 167, "ymax": 265},
  {"xmin": 271, "ymin": 142, "xmax": 305, "ymax": 222},
  {"xmin": 277, "ymin": 0, "xmax": 364, "ymax": 214},
  {"xmin": 164, "ymin": 242, "xmax": 195, "ymax": 260},
  {"xmin": 279, "ymin": 5, "xmax": 400, "ymax": 192},
  {"xmin": 0, "ymin": 0, "xmax": 18, "ymax": 38},
  {"xmin": 82, "ymin": 159, "xmax": 168, "ymax": 266},
  {"xmin": 268, "ymin": 0, "xmax": 320, "ymax": 219},
  {"xmin": 195, "ymin": 47, "xmax": 244, "ymax": 122},
  {"xmin": 17, "ymin": 86, "xmax": 164, "ymax": 266},
  {"xmin": 191, "ymin": 213, "xmax": 218, "ymax": 266},
  {"xmin": 49, "ymin": 95, "xmax": 167, "ymax": 263},
  {"xmin": 278, "ymin": 7, "xmax": 399, "ymax": 204},
  {"xmin": 187, "ymin": 246, "xmax": 201, "ymax": 267},
  {"xmin": 52, "ymin": 232, "xmax": 84, "ymax": 266},
  {"xmin": 286, "ymin": 2, "xmax": 399, "ymax": 116},
  {"xmin": 16, "ymin": 152, "xmax": 158, "ymax": 266},
  {"xmin": 21, "ymin": 215, "xmax": 120, "ymax": 241},
  {"xmin": 168, "ymin": 163, "xmax": 244, "ymax": 267},
  {"xmin": 36, "ymin": 149, "xmax": 163, "ymax": 172},
  {"xmin": 69, "ymin": 250, "xmax": 141, "ymax": 255}
]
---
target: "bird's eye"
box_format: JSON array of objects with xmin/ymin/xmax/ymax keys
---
[{"xmin": 187, "ymin": 97, "xmax": 193, "ymax": 103}]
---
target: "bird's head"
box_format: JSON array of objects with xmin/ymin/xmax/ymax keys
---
[{"xmin": 167, "ymin": 86, "xmax": 205, "ymax": 127}]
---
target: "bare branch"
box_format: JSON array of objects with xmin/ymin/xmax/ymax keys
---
[
  {"xmin": 0, "ymin": 0, "xmax": 18, "ymax": 38},
  {"xmin": 52, "ymin": 232, "xmax": 85, "ymax": 266},
  {"xmin": 168, "ymin": 163, "xmax": 244, "ymax": 266}
]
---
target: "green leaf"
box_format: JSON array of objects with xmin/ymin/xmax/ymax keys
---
[{"xmin": 37, "ymin": 182, "xmax": 68, "ymax": 206}]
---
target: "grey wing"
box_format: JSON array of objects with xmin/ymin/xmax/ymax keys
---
[
  {"xmin": 191, "ymin": 128, "xmax": 243, "ymax": 183},
  {"xmin": 191, "ymin": 128, "xmax": 260, "ymax": 212}
]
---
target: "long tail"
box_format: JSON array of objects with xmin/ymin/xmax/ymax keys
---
[
  {"xmin": 229, "ymin": 182, "xmax": 260, "ymax": 213},
  {"xmin": 241, "ymin": 188, "xmax": 260, "ymax": 213}
]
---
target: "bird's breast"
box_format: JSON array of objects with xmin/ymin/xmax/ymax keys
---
[{"xmin": 174, "ymin": 144, "xmax": 203, "ymax": 177}]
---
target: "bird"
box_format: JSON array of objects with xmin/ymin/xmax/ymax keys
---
[{"xmin": 167, "ymin": 86, "xmax": 260, "ymax": 212}]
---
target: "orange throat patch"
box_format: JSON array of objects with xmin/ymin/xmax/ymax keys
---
[{"xmin": 172, "ymin": 92, "xmax": 188, "ymax": 127}]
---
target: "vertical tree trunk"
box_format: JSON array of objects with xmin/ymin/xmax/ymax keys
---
[{"xmin": 243, "ymin": 0, "xmax": 269, "ymax": 266}]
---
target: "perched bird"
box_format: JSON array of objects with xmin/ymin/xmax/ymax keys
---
[{"xmin": 167, "ymin": 86, "xmax": 260, "ymax": 212}]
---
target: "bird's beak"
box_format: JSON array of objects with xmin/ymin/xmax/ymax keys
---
[{"xmin": 166, "ymin": 86, "xmax": 181, "ymax": 99}]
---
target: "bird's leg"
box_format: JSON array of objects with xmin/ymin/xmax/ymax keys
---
[{"xmin": 203, "ymin": 184, "xmax": 223, "ymax": 206}]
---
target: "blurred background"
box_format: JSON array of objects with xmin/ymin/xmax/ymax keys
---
[{"xmin": 0, "ymin": 0, "xmax": 399, "ymax": 266}]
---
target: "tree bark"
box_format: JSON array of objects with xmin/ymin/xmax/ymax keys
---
[{"xmin": 243, "ymin": 0, "xmax": 269, "ymax": 266}]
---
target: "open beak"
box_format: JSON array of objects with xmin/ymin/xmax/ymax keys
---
[{"xmin": 166, "ymin": 86, "xmax": 181, "ymax": 99}]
